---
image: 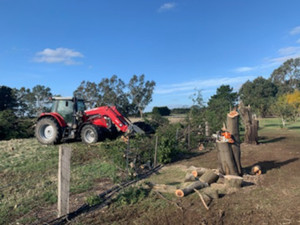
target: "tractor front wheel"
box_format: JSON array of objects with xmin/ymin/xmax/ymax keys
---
[
  {"xmin": 35, "ymin": 117, "xmax": 61, "ymax": 145},
  {"xmin": 81, "ymin": 124, "xmax": 100, "ymax": 144}
]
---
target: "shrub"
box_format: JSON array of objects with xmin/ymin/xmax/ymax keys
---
[
  {"xmin": 115, "ymin": 186, "xmax": 149, "ymax": 206},
  {"xmin": 152, "ymin": 106, "xmax": 171, "ymax": 116}
]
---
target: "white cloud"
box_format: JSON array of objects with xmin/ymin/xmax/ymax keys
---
[
  {"xmin": 34, "ymin": 48, "xmax": 84, "ymax": 65},
  {"xmin": 155, "ymin": 76, "xmax": 255, "ymax": 94},
  {"xmin": 234, "ymin": 67, "xmax": 254, "ymax": 73},
  {"xmin": 290, "ymin": 26, "xmax": 300, "ymax": 35},
  {"xmin": 158, "ymin": 2, "xmax": 176, "ymax": 12},
  {"xmin": 268, "ymin": 46, "xmax": 300, "ymax": 63}
]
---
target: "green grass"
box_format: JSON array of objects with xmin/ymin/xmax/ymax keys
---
[
  {"xmin": 0, "ymin": 138, "xmax": 126, "ymax": 225},
  {"xmin": 258, "ymin": 117, "xmax": 300, "ymax": 135}
]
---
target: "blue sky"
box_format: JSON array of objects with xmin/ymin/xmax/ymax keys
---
[{"xmin": 1, "ymin": 0, "xmax": 300, "ymax": 111}]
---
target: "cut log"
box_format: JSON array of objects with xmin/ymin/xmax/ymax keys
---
[
  {"xmin": 147, "ymin": 183, "xmax": 177, "ymax": 193},
  {"xmin": 216, "ymin": 141, "xmax": 238, "ymax": 176},
  {"xmin": 175, "ymin": 181, "xmax": 208, "ymax": 197},
  {"xmin": 199, "ymin": 170, "xmax": 219, "ymax": 184},
  {"xmin": 191, "ymin": 168, "xmax": 208, "ymax": 177},
  {"xmin": 184, "ymin": 173, "xmax": 197, "ymax": 182},
  {"xmin": 224, "ymin": 175, "xmax": 243, "ymax": 188},
  {"xmin": 251, "ymin": 165, "xmax": 262, "ymax": 175},
  {"xmin": 227, "ymin": 110, "xmax": 243, "ymax": 176}
]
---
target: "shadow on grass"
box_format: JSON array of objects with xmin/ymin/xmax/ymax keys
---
[
  {"xmin": 244, "ymin": 157, "xmax": 299, "ymax": 174},
  {"xmin": 263, "ymin": 123, "xmax": 280, "ymax": 128},
  {"xmin": 288, "ymin": 126, "xmax": 300, "ymax": 130},
  {"xmin": 259, "ymin": 136, "xmax": 286, "ymax": 144}
]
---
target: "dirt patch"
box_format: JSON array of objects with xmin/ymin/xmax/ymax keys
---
[{"xmin": 71, "ymin": 129, "xmax": 300, "ymax": 225}]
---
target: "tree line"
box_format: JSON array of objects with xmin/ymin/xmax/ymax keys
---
[{"xmin": 188, "ymin": 57, "xmax": 300, "ymax": 132}]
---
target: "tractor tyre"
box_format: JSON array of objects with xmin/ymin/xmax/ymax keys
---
[
  {"xmin": 81, "ymin": 124, "xmax": 100, "ymax": 144},
  {"xmin": 35, "ymin": 117, "xmax": 62, "ymax": 145}
]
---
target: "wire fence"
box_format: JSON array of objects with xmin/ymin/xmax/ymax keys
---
[{"xmin": 0, "ymin": 123, "xmax": 215, "ymax": 224}]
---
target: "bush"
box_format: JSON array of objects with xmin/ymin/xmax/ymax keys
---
[
  {"xmin": 115, "ymin": 186, "xmax": 149, "ymax": 206},
  {"xmin": 152, "ymin": 106, "xmax": 171, "ymax": 116}
]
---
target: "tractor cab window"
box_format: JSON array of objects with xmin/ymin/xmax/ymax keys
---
[
  {"xmin": 77, "ymin": 100, "xmax": 86, "ymax": 112},
  {"xmin": 57, "ymin": 100, "xmax": 74, "ymax": 124}
]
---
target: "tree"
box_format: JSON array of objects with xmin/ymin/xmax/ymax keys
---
[
  {"xmin": 74, "ymin": 81, "xmax": 100, "ymax": 109},
  {"xmin": 152, "ymin": 106, "xmax": 171, "ymax": 116},
  {"xmin": 239, "ymin": 77, "xmax": 278, "ymax": 117},
  {"xmin": 26, "ymin": 85, "xmax": 52, "ymax": 116},
  {"xmin": 285, "ymin": 89, "xmax": 300, "ymax": 120},
  {"xmin": 206, "ymin": 85, "xmax": 238, "ymax": 132},
  {"xmin": 0, "ymin": 86, "xmax": 17, "ymax": 111},
  {"xmin": 270, "ymin": 58, "xmax": 300, "ymax": 95},
  {"xmin": 128, "ymin": 74, "xmax": 155, "ymax": 117},
  {"xmin": 271, "ymin": 94, "xmax": 295, "ymax": 127},
  {"xmin": 98, "ymin": 75, "xmax": 130, "ymax": 114}
]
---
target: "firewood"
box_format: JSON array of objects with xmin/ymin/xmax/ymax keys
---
[
  {"xmin": 175, "ymin": 181, "xmax": 208, "ymax": 197},
  {"xmin": 224, "ymin": 175, "xmax": 243, "ymax": 188},
  {"xmin": 251, "ymin": 165, "xmax": 262, "ymax": 175},
  {"xmin": 199, "ymin": 169, "xmax": 219, "ymax": 184},
  {"xmin": 147, "ymin": 183, "xmax": 177, "ymax": 193},
  {"xmin": 184, "ymin": 173, "xmax": 197, "ymax": 182},
  {"xmin": 191, "ymin": 167, "xmax": 208, "ymax": 177}
]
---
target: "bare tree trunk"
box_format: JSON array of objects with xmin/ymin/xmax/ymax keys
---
[
  {"xmin": 227, "ymin": 110, "xmax": 243, "ymax": 176},
  {"xmin": 216, "ymin": 141, "xmax": 238, "ymax": 175},
  {"xmin": 239, "ymin": 103, "xmax": 258, "ymax": 145}
]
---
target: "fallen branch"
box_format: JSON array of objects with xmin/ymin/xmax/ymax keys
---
[{"xmin": 193, "ymin": 189, "xmax": 210, "ymax": 211}]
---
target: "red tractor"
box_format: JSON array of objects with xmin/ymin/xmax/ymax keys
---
[{"xmin": 35, "ymin": 97, "xmax": 143, "ymax": 144}]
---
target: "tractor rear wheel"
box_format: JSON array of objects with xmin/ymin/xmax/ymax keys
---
[
  {"xmin": 81, "ymin": 124, "xmax": 100, "ymax": 144},
  {"xmin": 35, "ymin": 117, "xmax": 61, "ymax": 145}
]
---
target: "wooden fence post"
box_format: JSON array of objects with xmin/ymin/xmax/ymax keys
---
[
  {"xmin": 154, "ymin": 135, "xmax": 158, "ymax": 167},
  {"xmin": 188, "ymin": 124, "xmax": 191, "ymax": 150},
  {"xmin": 58, "ymin": 146, "xmax": 72, "ymax": 218}
]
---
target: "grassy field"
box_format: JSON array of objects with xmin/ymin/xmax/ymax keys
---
[
  {"xmin": 1, "ymin": 117, "xmax": 300, "ymax": 224},
  {"xmin": 0, "ymin": 139, "xmax": 128, "ymax": 225}
]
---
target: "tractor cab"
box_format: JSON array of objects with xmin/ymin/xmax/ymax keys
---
[{"xmin": 50, "ymin": 97, "xmax": 86, "ymax": 126}]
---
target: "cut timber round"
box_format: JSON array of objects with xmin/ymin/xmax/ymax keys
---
[
  {"xmin": 251, "ymin": 165, "xmax": 262, "ymax": 175},
  {"xmin": 199, "ymin": 170, "xmax": 219, "ymax": 184},
  {"xmin": 184, "ymin": 173, "xmax": 197, "ymax": 182},
  {"xmin": 192, "ymin": 168, "xmax": 208, "ymax": 177},
  {"xmin": 224, "ymin": 175, "xmax": 243, "ymax": 189},
  {"xmin": 175, "ymin": 181, "xmax": 208, "ymax": 197},
  {"xmin": 216, "ymin": 141, "xmax": 238, "ymax": 176}
]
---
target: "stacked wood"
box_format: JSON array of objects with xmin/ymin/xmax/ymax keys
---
[
  {"xmin": 227, "ymin": 110, "xmax": 243, "ymax": 176},
  {"xmin": 239, "ymin": 102, "xmax": 259, "ymax": 145},
  {"xmin": 176, "ymin": 169, "xmax": 219, "ymax": 197},
  {"xmin": 199, "ymin": 170, "xmax": 219, "ymax": 184},
  {"xmin": 175, "ymin": 181, "xmax": 208, "ymax": 197},
  {"xmin": 191, "ymin": 167, "xmax": 208, "ymax": 177}
]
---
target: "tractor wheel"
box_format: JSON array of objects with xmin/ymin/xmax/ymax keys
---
[
  {"xmin": 35, "ymin": 117, "xmax": 61, "ymax": 145},
  {"xmin": 81, "ymin": 124, "xmax": 100, "ymax": 144}
]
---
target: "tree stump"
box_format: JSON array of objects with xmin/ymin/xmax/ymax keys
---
[
  {"xmin": 227, "ymin": 110, "xmax": 243, "ymax": 175},
  {"xmin": 239, "ymin": 102, "xmax": 259, "ymax": 145},
  {"xmin": 216, "ymin": 141, "xmax": 238, "ymax": 175}
]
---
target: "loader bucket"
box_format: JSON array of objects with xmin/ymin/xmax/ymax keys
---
[{"xmin": 129, "ymin": 124, "xmax": 145, "ymax": 134}]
